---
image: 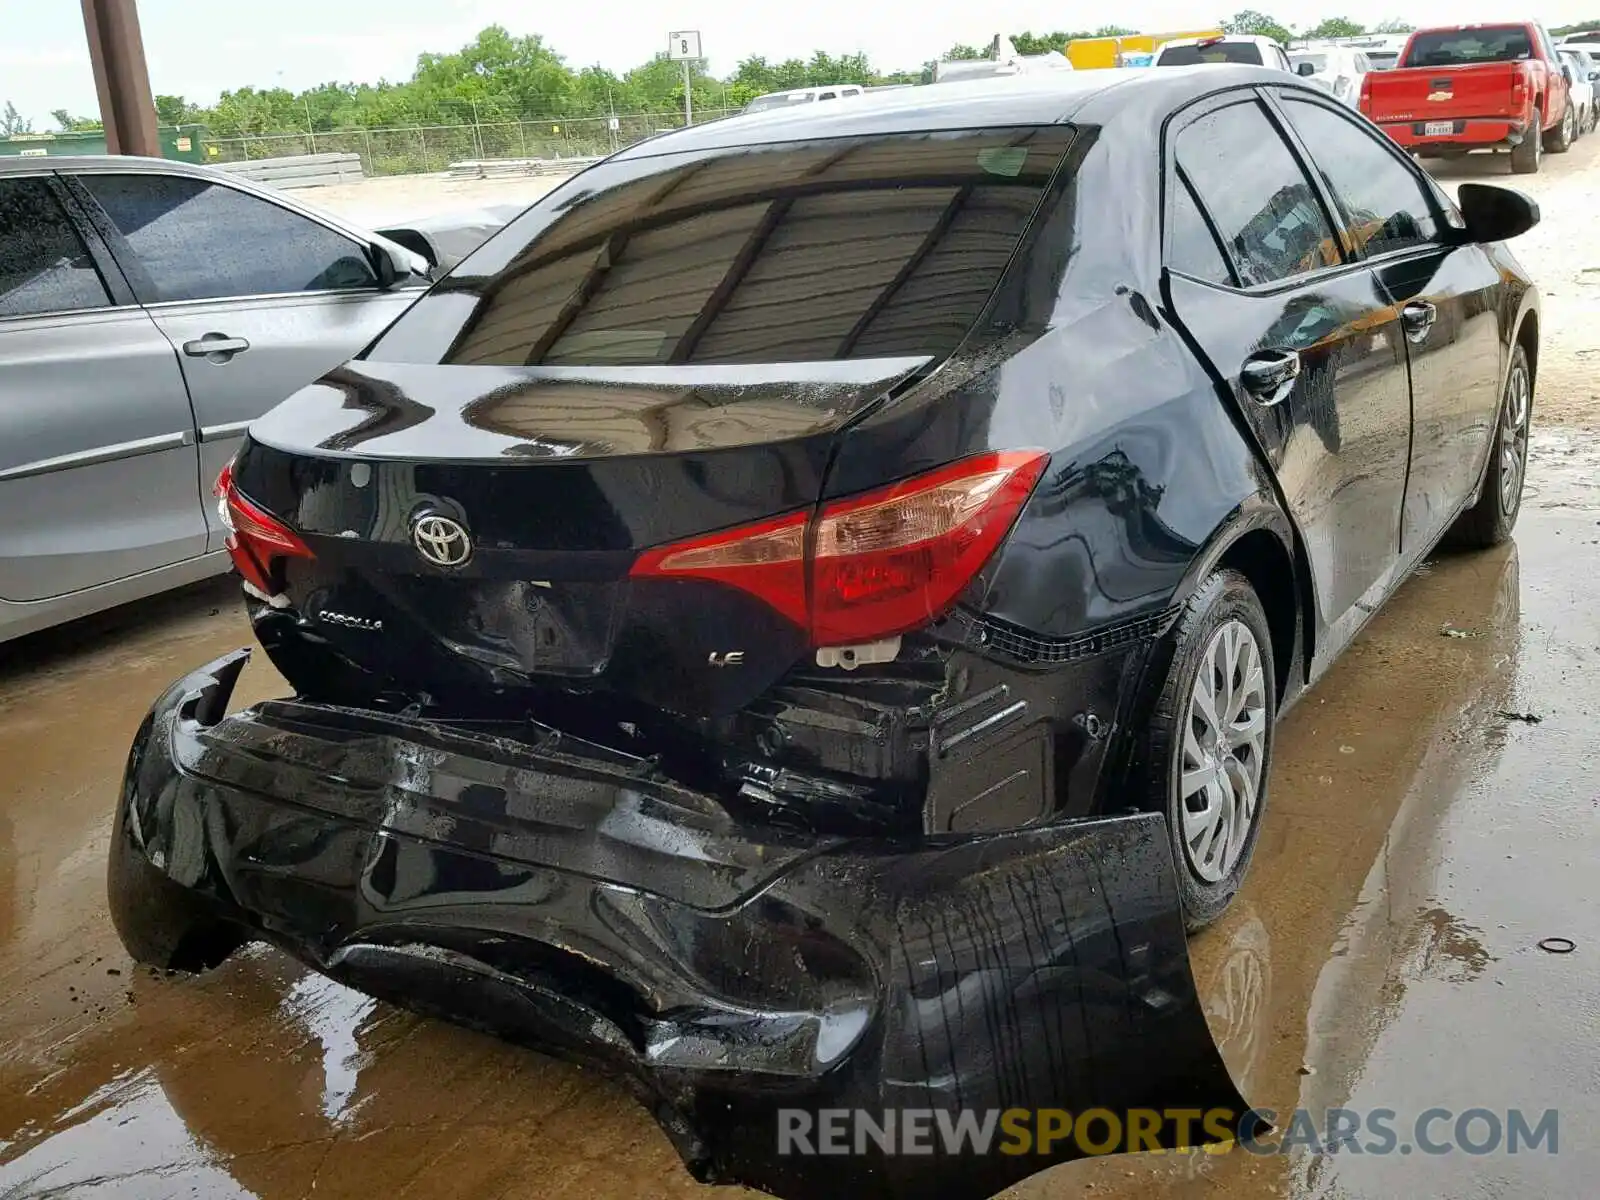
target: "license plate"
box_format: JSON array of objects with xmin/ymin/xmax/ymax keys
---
[{"xmin": 1424, "ymin": 120, "xmax": 1456, "ymax": 136}]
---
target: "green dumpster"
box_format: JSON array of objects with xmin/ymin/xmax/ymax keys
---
[{"xmin": 0, "ymin": 124, "xmax": 210, "ymax": 163}]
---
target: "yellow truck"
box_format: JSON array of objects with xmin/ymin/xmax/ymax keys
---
[{"xmin": 1065, "ymin": 30, "xmax": 1223, "ymax": 69}]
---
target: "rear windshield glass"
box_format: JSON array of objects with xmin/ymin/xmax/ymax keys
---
[
  {"xmin": 372, "ymin": 127, "xmax": 1074, "ymax": 367},
  {"xmin": 1158, "ymin": 42, "xmax": 1266, "ymax": 65},
  {"xmin": 1291, "ymin": 53, "xmax": 1328, "ymax": 72},
  {"xmin": 1367, "ymin": 51, "xmax": 1399, "ymax": 67},
  {"xmin": 1403, "ymin": 27, "xmax": 1533, "ymax": 67}
]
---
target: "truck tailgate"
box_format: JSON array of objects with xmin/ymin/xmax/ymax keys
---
[{"xmin": 1366, "ymin": 63, "xmax": 1519, "ymax": 123}]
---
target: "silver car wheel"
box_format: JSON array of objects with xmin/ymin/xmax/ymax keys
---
[
  {"xmin": 1180, "ymin": 620, "xmax": 1268, "ymax": 884},
  {"xmin": 1499, "ymin": 362, "xmax": 1530, "ymax": 516}
]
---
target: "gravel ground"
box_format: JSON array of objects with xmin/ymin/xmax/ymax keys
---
[
  {"xmin": 1426, "ymin": 137, "xmax": 1600, "ymax": 427},
  {"xmin": 294, "ymin": 170, "xmax": 570, "ymax": 230}
]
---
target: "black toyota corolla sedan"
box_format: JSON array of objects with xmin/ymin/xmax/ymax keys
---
[{"xmin": 109, "ymin": 66, "xmax": 1538, "ymax": 1200}]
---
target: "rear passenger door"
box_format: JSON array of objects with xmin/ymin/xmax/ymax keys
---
[
  {"xmin": 66, "ymin": 170, "xmax": 418, "ymax": 551},
  {"xmin": 1159, "ymin": 91, "xmax": 1414, "ymax": 674},
  {"xmin": 1268, "ymin": 89, "xmax": 1504, "ymax": 554},
  {"xmin": 0, "ymin": 174, "xmax": 206, "ymax": 603}
]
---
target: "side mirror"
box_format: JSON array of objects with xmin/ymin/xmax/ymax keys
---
[
  {"xmin": 369, "ymin": 238, "xmax": 430, "ymax": 289},
  {"xmin": 374, "ymin": 227, "xmax": 442, "ymax": 275},
  {"xmin": 1456, "ymin": 182, "xmax": 1540, "ymax": 244},
  {"xmin": 1590, "ymin": 69, "xmax": 1600, "ymax": 81},
  {"xmin": 1296, "ymin": 60, "xmax": 1317, "ymax": 76}
]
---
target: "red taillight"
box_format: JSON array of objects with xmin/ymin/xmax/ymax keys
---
[
  {"xmin": 1358, "ymin": 74, "xmax": 1372, "ymax": 113},
  {"xmin": 630, "ymin": 451, "xmax": 1049, "ymax": 647},
  {"xmin": 213, "ymin": 462, "xmax": 313, "ymax": 595}
]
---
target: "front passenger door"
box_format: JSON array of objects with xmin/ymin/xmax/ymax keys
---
[
  {"xmin": 69, "ymin": 171, "xmax": 418, "ymax": 550},
  {"xmin": 1160, "ymin": 94, "xmax": 1414, "ymax": 672},
  {"xmin": 0, "ymin": 175, "xmax": 206, "ymax": 604},
  {"xmin": 1270, "ymin": 91, "xmax": 1505, "ymax": 554}
]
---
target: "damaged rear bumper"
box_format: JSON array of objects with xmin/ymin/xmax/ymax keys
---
[{"xmin": 110, "ymin": 650, "xmax": 1256, "ymax": 1200}]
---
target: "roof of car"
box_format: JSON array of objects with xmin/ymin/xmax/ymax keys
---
[
  {"xmin": 615, "ymin": 66, "xmax": 1308, "ymax": 160},
  {"xmin": 0, "ymin": 153, "xmax": 222, "ymax": 177},
  {"xmin": 1159, "ymin": 34, "xmax": 1283, "ymax": 49}
]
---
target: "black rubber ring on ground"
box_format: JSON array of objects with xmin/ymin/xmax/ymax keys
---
[{"xmin": 1537, "ymin": 937, "xmax": 1577, "ymax": 954}]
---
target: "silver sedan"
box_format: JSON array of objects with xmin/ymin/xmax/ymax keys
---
[{"xmin": 0, "ymin": 156, "xmax": 509, "ymax": 643}]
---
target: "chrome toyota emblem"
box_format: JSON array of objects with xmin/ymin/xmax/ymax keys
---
[{"xmin": 412, "ymin": 514, "xmax": 472, "ymax": 567}]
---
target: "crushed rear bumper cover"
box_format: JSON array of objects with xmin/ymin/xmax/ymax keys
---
[{"xmin": 109, "ymin": 650, "xmax": 1256, "ymax": 1200}]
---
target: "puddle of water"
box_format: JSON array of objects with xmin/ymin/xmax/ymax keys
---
[
  {"xmin": 279, "ymin": 974, "xmax": 379, "ymax": 1124},
  {"xmin": 0, "ymin": 1068, "xmax": 253, "ymax": 1199}
]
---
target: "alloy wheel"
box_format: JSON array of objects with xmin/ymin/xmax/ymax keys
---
[
  {"xmin": 1499, "ymin": 362, "xmax": 1530, "ymax": 516},
  {"xmin": 1179, "ymin": 620, "xmax": 1268, "ymax": 884}
]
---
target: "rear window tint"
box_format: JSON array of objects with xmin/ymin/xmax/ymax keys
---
[
  {"xmin": 1403, "ymin": 27, "xmax": 1532, "ymax": 67},
  {"xmin": 1158, "ymin": 42, "xmax": 1267, "ymax": 65},
  {"xmin": 376, "ymin": 127, "xmax": 1074, "ymax": 367}
]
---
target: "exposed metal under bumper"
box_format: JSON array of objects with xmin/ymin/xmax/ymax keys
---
[{"xmin": 109, "ymin": 651, "xmax": 1256, "ymax": 1200}]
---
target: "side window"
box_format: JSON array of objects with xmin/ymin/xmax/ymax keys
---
[
  {"xmin": 0, "ymin": 178, "xmax": 111, "ymax": 318},
  {"xmin": 1278, "ymin": 96, "xmax": 1440, "ymax": 255},
  {"xmin": 1176, "ymin": 100, "xmax": 1340, "ymax": 288},
  {"xmin": 81, "ymin": 173, "xmax": 377, "ymax": 303},
  {"xmin": 1166, "ymin": 170, "xmax": 1234, "ymax": 284}
]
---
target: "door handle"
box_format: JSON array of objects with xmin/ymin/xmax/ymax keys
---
[
  {"xmin": 1239, "ymin": 349, "xmax": 1301, "ymax": 406},
  {"xmin": 182, "ymin": 333, "xmax": 251, "ymax": 360},
  {"xmin": 1400, "ymin": 301, "xmax": 1437, "ymax": 342}
]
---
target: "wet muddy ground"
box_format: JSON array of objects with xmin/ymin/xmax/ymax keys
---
[{"xmin": 3, "ymin": 147, "xmax": 1599, "ymax": 1198}]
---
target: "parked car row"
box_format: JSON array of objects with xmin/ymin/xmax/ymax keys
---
[
  {"xmin": 0, "ymin": 158, "xmax": 513, "ymax": 644},
  {"xmin": 1559, "ymin": 45, "xmax": 1600, "ymax": 136},
  {"xmin": 1290, "ymin": 45, "xmax": 1375, "ymax": 106},
  {"xmin": 108, "ymin": 64, "xmax": 1541, "ymax": 1200}
]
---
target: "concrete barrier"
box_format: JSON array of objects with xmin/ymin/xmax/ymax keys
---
[
  {"xmin": 219, "ymin": 152, "xmax": 366, "ymax": 189},
  {"xmin": 446, "ymin": 156, "xmax": 603, "ymax": 180}
]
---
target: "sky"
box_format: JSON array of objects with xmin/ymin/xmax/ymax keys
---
[{"xmin": 4, "ymin": 0, "xmax": 1598, "ymax": 126}]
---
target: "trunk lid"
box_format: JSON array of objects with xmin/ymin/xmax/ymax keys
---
[
  {"xmin": 1365, "ymin": 61, "xmax": 1528, "ymax": 123},
  {"xmin": 232, "ymin": 356, "xmax": 927, "ymax": 717}
]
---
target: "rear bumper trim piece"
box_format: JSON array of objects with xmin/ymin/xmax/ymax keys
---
[{"xmin": 110, "ymin": 650, "xmax": 1254, "ymax": 1200}]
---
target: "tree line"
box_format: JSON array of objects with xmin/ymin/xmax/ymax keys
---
[{"xmin": 10, "ymin": 14, "xmax": 1600, "ymax": 141}]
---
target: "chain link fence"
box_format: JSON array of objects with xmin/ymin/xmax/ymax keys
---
[{"xmin": 206, "ymin": 109, "xmax": 742, "ymax": 177}]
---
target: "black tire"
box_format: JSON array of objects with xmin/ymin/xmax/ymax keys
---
[
  {"xmin": 1135, "ymin": 569, "xmax": 1276, "ymax": 931},
  {"xmin": 1446, "ymin": 343, "xmax": 1532, "ymax": 549},
  {"xmin": 1546, "ymin": 104, "xmax": 1574, "ymax": 153},
  {"xmin": 1512, "ymin": 113, "xmax": 1543, "ymax": 173}
]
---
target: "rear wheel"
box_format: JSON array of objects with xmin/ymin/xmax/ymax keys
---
[
  {"xmin": 1446, "ymin": 343, "xmax": 1532, "ymax": 549},
  {"xmin": 1136, "ymin": 570, "xmax": 1275, "ymax": 931},
  {"xmin": 1512, "ymin": 113, "xmax": 1543, "ymax": 173},
  {"xmin": 1546, "ymin": 105, "xmax": 1575, "ymax": 153}
]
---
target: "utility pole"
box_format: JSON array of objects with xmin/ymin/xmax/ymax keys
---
[
  {"xmin": 668, "ymin": 31, "xmax": 702, "ymax": 128},
  {"xmin": 80, "ymin": 0, "xmax": 160, "ymax": 156}
]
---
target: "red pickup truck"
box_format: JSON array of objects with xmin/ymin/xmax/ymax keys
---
[{"xmin": 1360, "ymin": 22, "xmax": 1572, "ymax": 173}]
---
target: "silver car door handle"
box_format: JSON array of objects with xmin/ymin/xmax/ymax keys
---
[
  {"xmin": 183, "ymin": 334, "xmax": 251, "ymax": 359},
  {"xmin": 1401, "ymin": 301, "xmax": 1437, "ymax": 342},
  {"xmin": 1240, "ymin": 349, "xmax": 1301, "ymax": 406}
]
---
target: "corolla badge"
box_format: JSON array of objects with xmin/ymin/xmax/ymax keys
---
[
  {"xmin": 412, "ymin": 514, "xmax": 473, "ymax": 567},
  {"xmin": 317, "ymin": 610, "xmax": 383, "ymax": 632}
]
